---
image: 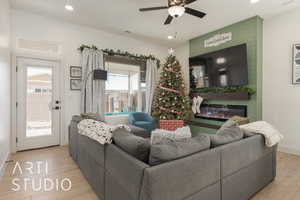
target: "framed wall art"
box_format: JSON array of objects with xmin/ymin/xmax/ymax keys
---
[
  {"xmin": 70, "ymin": 79, "xmax": 82, "ymax": 91},
  {"xmin": 292, "ymin": 44, "xmax": 300, "ymax": 84},
  {"xmin": 70, "ymin": 66, "xmax": 82, "ymax": 78}
]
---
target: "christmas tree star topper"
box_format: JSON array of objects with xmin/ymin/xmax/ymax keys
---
[{"xmin": 168, "ymin": 48, "xmax": 175, "ymax": 55}]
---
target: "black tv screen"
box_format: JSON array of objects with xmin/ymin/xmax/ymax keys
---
[{"xmin": 189, "ymin": 44, "xmax": 248, "ymax": 88}]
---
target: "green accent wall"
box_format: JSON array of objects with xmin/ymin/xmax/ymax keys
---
[{"xmin": 189, "ymin": 16, "xmax": 263, "ymax": 134}]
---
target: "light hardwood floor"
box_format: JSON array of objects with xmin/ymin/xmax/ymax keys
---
[{"xmin": 0, "ymin": 146, "xmax": 299, "ymax": 200}]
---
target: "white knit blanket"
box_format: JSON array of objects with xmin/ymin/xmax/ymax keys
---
[
  {"xmin": 239, "ymin": 121, "xmax": 283, "ymax": 147},
  {"xmin": 78, "ymin": 119, "xmax": 131, "ymax": 145}
]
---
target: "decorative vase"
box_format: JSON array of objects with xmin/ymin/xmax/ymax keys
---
[{"xmin": 159, "ymin": 120, "xmax": 184, "ymax": 131}]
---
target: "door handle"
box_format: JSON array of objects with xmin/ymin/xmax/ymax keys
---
[{"xmin": 52, "ymin": 106, "xmax": 60, "ymax": 110}]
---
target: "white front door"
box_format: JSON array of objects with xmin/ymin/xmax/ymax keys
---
[{"xmin": 16, "ymin": 58, "xmax": 61, "ymax": 151}]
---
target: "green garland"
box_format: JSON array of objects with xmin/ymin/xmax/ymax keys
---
[
  {"xmin": 78, "ymin": 44, "xmax": 98, "ymax": 52},
  {"xmin": 78, "ymin": 44, "xmax": 160, "ymax": 62},
  {"xmin": 190, "ymin": 86, "xmax": 256, "ymax": 95}
]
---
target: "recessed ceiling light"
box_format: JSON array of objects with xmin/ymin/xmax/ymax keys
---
[
  {"xmin": 65, "ymin": 4, "xmax": 74, "ymax": 11},
  {"xmin": 167, "ymin": 35, "xmax": 174, "ymax": 40},
  {"xmin": 251, "ymin": 0, "xmax": 260, "ymax": 4}
]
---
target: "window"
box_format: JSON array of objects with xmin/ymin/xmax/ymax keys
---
[{"xmin": 105, "ymin": 62, "xmax": 142, "ymax": 115}]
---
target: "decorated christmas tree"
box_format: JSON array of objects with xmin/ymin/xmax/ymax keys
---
[{"xmin": 152, "ymin": 55, "xmax": 190, "ymax": 120}]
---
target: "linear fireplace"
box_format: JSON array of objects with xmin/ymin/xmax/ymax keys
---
[{"xmin": 195, "ymin": 104, "xmax": 247, "ymax": 121}]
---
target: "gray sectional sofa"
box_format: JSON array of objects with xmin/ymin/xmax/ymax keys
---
[{"xmin": 69, "ymin": 117, "xmax": 277, "ymax": 200}]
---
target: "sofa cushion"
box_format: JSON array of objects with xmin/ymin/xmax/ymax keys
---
[
  {"xmin": 211, "ymin": 119, "xmax": 244, "ymax": 147},
  {"xmin": 151, "ymin": 126, "xmax": 192, "ymax": 145},
  {"xmin": 113, "ymin": 128, "xmax": 150, "ymax": 162},
  {"xmin": 149, "ymin": 135, "xmax": 210, "ymax": 166},
  {"xmin": 128, "ymin": 125, "xmax": 149, "ymax": 138},
  {"xmin": 80, "ymin": 113, "xmax": 106, "ymax": 122}
]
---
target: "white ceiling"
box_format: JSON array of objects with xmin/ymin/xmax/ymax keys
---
[{"xmin": 11, "ymin": 0, "xmax": 300, "ymax": 47}]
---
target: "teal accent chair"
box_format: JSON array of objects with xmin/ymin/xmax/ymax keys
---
[{"xmin": 128, "ymin": 112, "xmax": 155, "ymax": 133}]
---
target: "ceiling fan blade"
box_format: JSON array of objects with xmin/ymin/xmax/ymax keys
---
[
  {"xmin": 185, "ymin": 7, "xmax": 206, "ymax": 18},
  {"xmin": 185, "ymin": 0, "xmax": 198, "ymax": 5},
  {"xmin": 164, "ymin": 15, "xmax": 173, "ymax": 25},
  {"xmin": 139, "ymin": 6, "xmax": 169, "ymax": 12}
]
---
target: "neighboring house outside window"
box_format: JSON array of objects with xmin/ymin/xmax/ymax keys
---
[
  {"xmin": 26, "ymin": 69, "xmax": 52, "ymax": 137},
  {"xmin": 105, "ymin": 62, "xmax": 143, "ymax": 116}
]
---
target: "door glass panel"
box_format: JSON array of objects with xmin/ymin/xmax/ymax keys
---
[{"xmin": 26, "ymin": 67, "xmax": 52, "ymax": 137}]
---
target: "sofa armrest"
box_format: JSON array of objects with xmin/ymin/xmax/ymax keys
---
[
  {"xmin": 128, "ymin": 114, "xmax": 135, "ymax": 125},
  {"xmin": 140, "ymin": 149, "xmax": 221, "ymax": 200},
  {"xmin": 146, "ymin": 115, "xmax": 155, "ymax": 123},
  {"xmin": 69, "ymin": 120, "xmax": 79, "ymax": 162},
  {"xmin": 105, "ymin": 144, "xmax": 149, "ymax": 200},
  {"xmin": 220, "ymin": 135, "xmax": 275, "ymax": 178},
  {"xmin": 272, "ymin": 144, "xmax": 278, "ymax": 179}
]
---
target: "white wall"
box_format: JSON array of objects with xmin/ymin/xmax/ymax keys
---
[
  {"xmin": 175, "ymin": 42, "xmax": 190, "ymax": 92},
  {"xmin": 11, "ymin": 9, "xmax": 168, "ymax": 145},
  {"xmin": 0, "ymin": 0, "xmax": 11, "ymax": 173},
  {"xmin": 263, "ymin": 8, "xmax": 300, "ymax": 155}
]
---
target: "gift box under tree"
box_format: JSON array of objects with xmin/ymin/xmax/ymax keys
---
[{"xmin": 159, "ymin": 120, "xmax": 184, "ymax": 131}]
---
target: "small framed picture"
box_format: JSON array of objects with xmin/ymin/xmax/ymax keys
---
[
  {"xmin": 70, "ymin": 79, "xmax": 82, "ymax": 91},
  {"xmin": 70, "ymin": 66, "xmax": 82, "ymax": 78},
  {"xmin": 292, "ymin": 44, "xmax": 300, "ymax": 84}
]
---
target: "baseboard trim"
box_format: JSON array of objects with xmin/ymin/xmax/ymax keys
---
[
  {"xmin": 278, "ymin": 146, "xmax": 300, "ymax": 156},
  {"xmin": 0, "ymin": 152, "xmax": 10, "ymax": 180}
]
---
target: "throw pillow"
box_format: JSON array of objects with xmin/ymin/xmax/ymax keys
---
[
  {"xmin": 151, "ymin": 126, "xmax": 192, "ymax": 145},
  {"xmin": 231, "ymin": 116, "xmax": 250, "ymax": 125},
  {"xmin": 219, "ymin": 118, "xmax": 238, "ymax": 129},
  {"xmin": 149, "ymin": 135, "xmax": 211, "ymax": 166},
  {"xmin": 113, "ymin": 127, "xmax": 150, "ymax": 163},
  {"xmin": 80, "ymin": 112, "xmax": 106, "ymax": 122},
  {"xmin": 211, "ymin": 119, "xmax": 244, "ymax": 147}
]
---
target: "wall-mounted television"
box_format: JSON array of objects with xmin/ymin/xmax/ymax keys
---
[{"xmin": 189, "ymin": 44, "xmax": 248, "ymax": 89}]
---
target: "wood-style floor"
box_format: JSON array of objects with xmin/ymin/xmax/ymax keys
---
[{"xmin": 0, "ymin": 146, "xmax": 299, "ymax": 200}]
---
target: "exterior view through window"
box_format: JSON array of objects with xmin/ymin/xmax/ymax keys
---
[
  {"xmin": 26, "ymin": 67, "xmax": 52, "ymax": 137},
  {"xmin": 105, "ymin": 62, "xmax": 144, "ymax": 115}
]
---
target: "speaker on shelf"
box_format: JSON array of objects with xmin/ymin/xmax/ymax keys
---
[{"xmin": 93, "ymin": 69, "xmax": 107, "ymax": 80}]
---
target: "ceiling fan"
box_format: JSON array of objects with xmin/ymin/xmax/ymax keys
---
[{"xmin": 139, "ymin": 0, "xmax": 206, "ymax": 25}]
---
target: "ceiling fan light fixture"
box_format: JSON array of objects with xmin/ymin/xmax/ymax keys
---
[{"xmin": 168, "ymin": 6, "xmax": 185, "ymax": 17}]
